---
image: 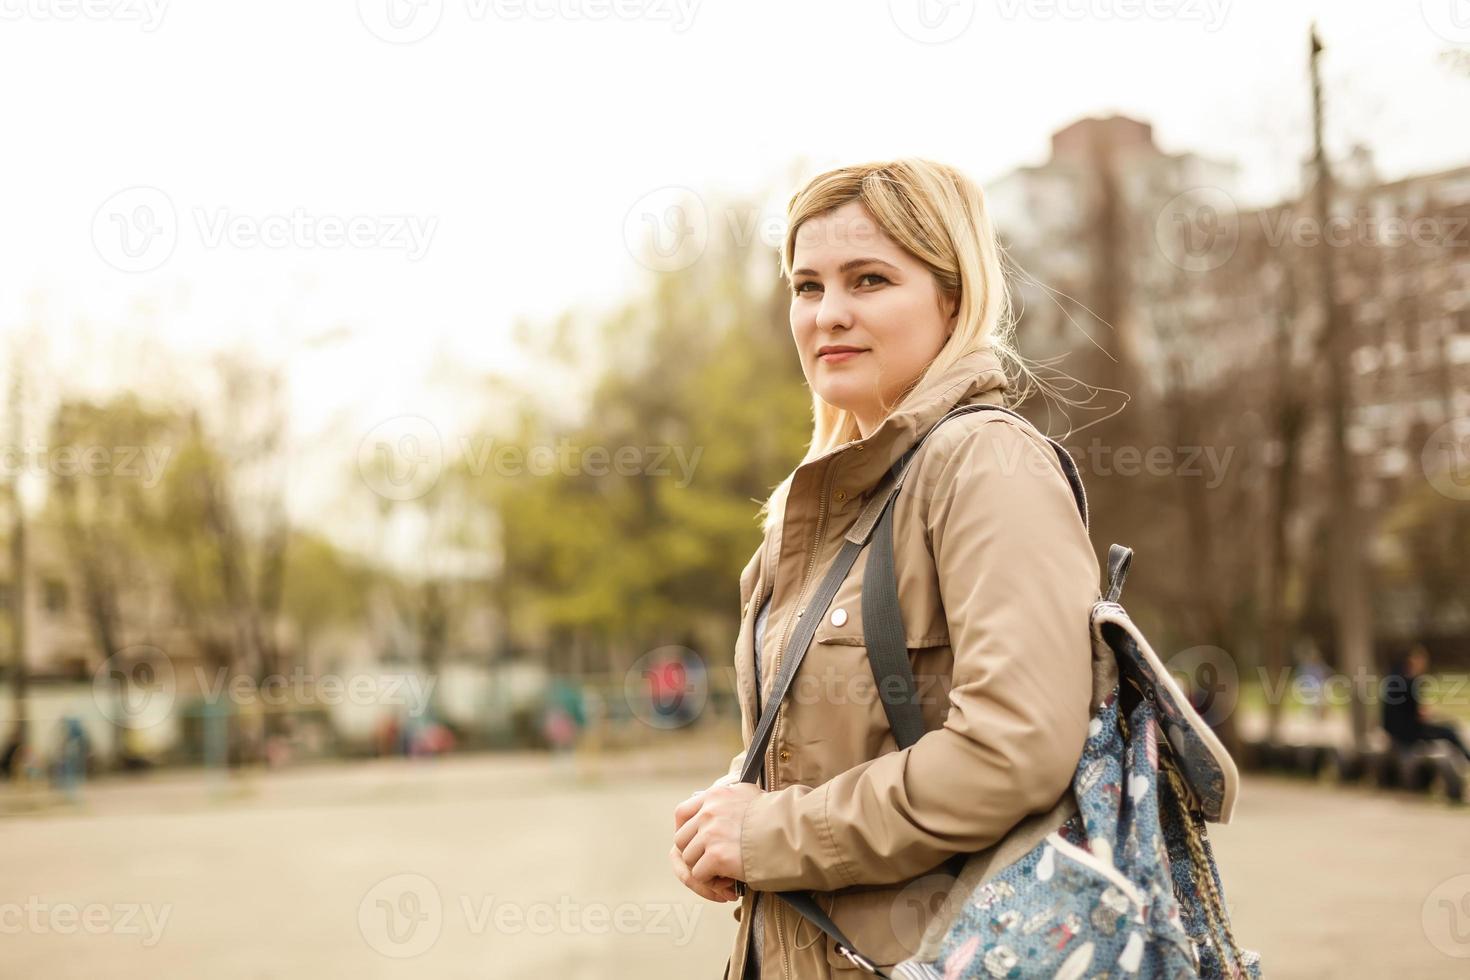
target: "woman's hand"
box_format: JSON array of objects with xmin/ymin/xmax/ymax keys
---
[
  {"xmin": 668, "ymin": 843, "xmax": 740, "ymax": 903},
  {"xmin": 672, "ymin": 780, "xmax": 762, "ymax": 885},
  {"xmin": 669, "ymin": 775, "xmax": 746, "ymax": 902}
]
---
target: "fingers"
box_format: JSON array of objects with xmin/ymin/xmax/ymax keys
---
[
  {"xmin": 691, "ymin": 842, "xmax": 734, "ymax": 885},
  {"xmin": 672, "ymin": 805, "xmax": 702, "ymax": 851},
  {"xmin": 672, "ymin": 790, "xmax": 705, "ymax": 830},
  {"xmin": 680, "ymin": 825, "xmax": 706, "ymax": 870},
  {"xmin": 675, "ymin": 770, "xmax": 745, "ymax": 831},
  {"xmin": 668, "ymin": 844, "xmax": 707, "ymax": 897},
  {"xmin": 671, "ymin": 779, "xmax": 748, "ymax": 903},
  {"xmin": 669, "ymin": 844, "xmax": 730, "ymax": 902}
]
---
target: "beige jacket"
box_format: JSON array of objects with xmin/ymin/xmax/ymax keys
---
[{"xmin": 722, "ymin": 345, "xmax": 1101, "ymax": 979}]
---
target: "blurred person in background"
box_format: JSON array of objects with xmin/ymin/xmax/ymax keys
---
[
  {"xmin": 1295, "ymin": 644, "xmax": 1330, "ymax": 723},
  {"xmin": 53, "ymin": 715, "xmax": 90, "ymax": 803},
  {"xmin": 1382, "ymin": 644, "xmax": 1470, "ymax": 762},
  {"xmin": 542, "ymin": 676, "xmax": 586, "ymax": 763},
  {"xmin": 1, "ymin": 722, "xmax": 25, "ymax": 781},
  {"xmin": 670, "ymin": 159, "xmax": 1098, "ymax": 979}
]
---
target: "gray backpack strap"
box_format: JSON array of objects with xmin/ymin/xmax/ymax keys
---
[
  {"xmin": 862, "ymin": 483, "xmax": 928, "ymax": 750},
  {"xmin": 738, "ymin": 534, "xmax": 868, "ymax": 785},
  {"xmin": 733, "ymin": 470, "xmax": 935, "ymax": 978},
  {"xmin": 860, "ymin": 404, "xmax": 1092, "ymax": 753},
  {"xmin": 1105, "ymin": 543, "xmax": 1133, "ymax": 603}
]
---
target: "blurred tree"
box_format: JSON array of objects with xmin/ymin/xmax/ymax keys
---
[
  {"xmin": 466, "ymin": 193, "xmax": 808, "ymax": 683},
  {"xmin": 46, "ymin": 393, "xmax": 189, "ymax": 761}
]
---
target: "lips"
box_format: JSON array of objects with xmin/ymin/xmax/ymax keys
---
[{"xmin": 818, "ymin": 347, "xmax": 868, "ymax": 362}]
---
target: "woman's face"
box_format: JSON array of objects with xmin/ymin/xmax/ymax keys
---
[{"xmin": 789, "ymin": 199, "xmax": 957, "ymax": 439}]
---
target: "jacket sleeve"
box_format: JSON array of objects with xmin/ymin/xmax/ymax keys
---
[
  {"xmin": 739, "ymin": 418, "xmax": 1099, "ymax": 893},
  {"xmin": 721, "ymin": 748, "xmax": 747, "ymax": 785}
]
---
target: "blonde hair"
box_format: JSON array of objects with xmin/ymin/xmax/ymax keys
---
[{"xmin": 756, "ymin": 158, "xmax": 1035, "ymax": 536}]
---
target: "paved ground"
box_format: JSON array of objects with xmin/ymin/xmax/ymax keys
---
[{"xmin": 3, "ymin": 751, "xmax": 1469, "ymax": 978}]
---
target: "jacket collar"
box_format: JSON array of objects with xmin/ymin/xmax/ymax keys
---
[{"xmin": 807, "ymin": 344, "xmax": 1011, "ymax": 500}]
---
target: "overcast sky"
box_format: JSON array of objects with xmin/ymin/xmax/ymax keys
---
[{"xmin": 1, "ymin": 0, "xmax": 1466, "ymax": 536}]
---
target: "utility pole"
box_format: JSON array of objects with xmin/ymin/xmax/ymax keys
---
[
  {"xmin": 6, "ymin": 360, "xmax": 28, "ymax": 753},
  {"xmin": 1310, "ymin": 24, "xmax": 1374, "ymax": 749}
]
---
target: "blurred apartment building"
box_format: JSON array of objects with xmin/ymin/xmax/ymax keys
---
[
  {"xmin": 991, "ymin": 113, "xmax": 1470, "ymax": 476},
  {"xmin": 989, "ymin": 114, "xmax": 1470, "ymax": 645}
]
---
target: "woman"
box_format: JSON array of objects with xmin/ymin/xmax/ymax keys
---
[{"xmin": 671, "ymin": 159, "xmax": 1099, "ymax": 978}]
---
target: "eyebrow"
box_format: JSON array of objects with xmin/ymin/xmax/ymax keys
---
[{"xmin": 791, "ymin": 257, "xmax": 900, "ymax": 278}]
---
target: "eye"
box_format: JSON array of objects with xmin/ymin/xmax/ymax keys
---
[
  {"xmin": 857, "ymin": 273, "xmax": 889, "ymax": 287},
  {"xmin": 793, "ymin": 280, "xmax": 820, "ymax": 295}
]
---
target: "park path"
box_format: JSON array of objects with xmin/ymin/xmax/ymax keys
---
[{"xmin": 2, "ymin": 753, "xmax": 1467, "ymax": 978}]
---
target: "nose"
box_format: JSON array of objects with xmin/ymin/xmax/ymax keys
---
[{"xmin": 814, "ymin": 291, "xmax": 853, "ymax": 334}]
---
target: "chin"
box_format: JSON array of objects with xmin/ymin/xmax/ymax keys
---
[{"xmin": 813, "ymin": 380, "xmax": 868, "ymax": 414}]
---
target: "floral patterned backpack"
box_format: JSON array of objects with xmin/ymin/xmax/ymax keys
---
[
  {"xmin": 890, "ymin": 547, "xmax": 1264, "ymax": 978},
  {"xmin": 764, "ymin": 403, "xmax": 1264, "ymax": 979}
]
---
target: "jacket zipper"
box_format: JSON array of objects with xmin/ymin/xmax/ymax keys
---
[{"xmin": 766, "ymin": 462, "xmax": 833, "ymax": 980}]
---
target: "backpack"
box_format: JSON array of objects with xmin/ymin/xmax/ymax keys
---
[{"xmin": 737, "ymin": 403, "xmax": 1262, "ymax": 979}]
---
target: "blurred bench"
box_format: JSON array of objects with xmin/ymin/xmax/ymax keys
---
[{"xmin": 1241, "ymin": 727, "xmax": 1467, "ymax": 804}]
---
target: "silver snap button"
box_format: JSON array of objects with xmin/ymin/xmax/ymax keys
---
[{"xmin": 830, "ymin": 608, "xmax": 848, "ymax": 627}]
